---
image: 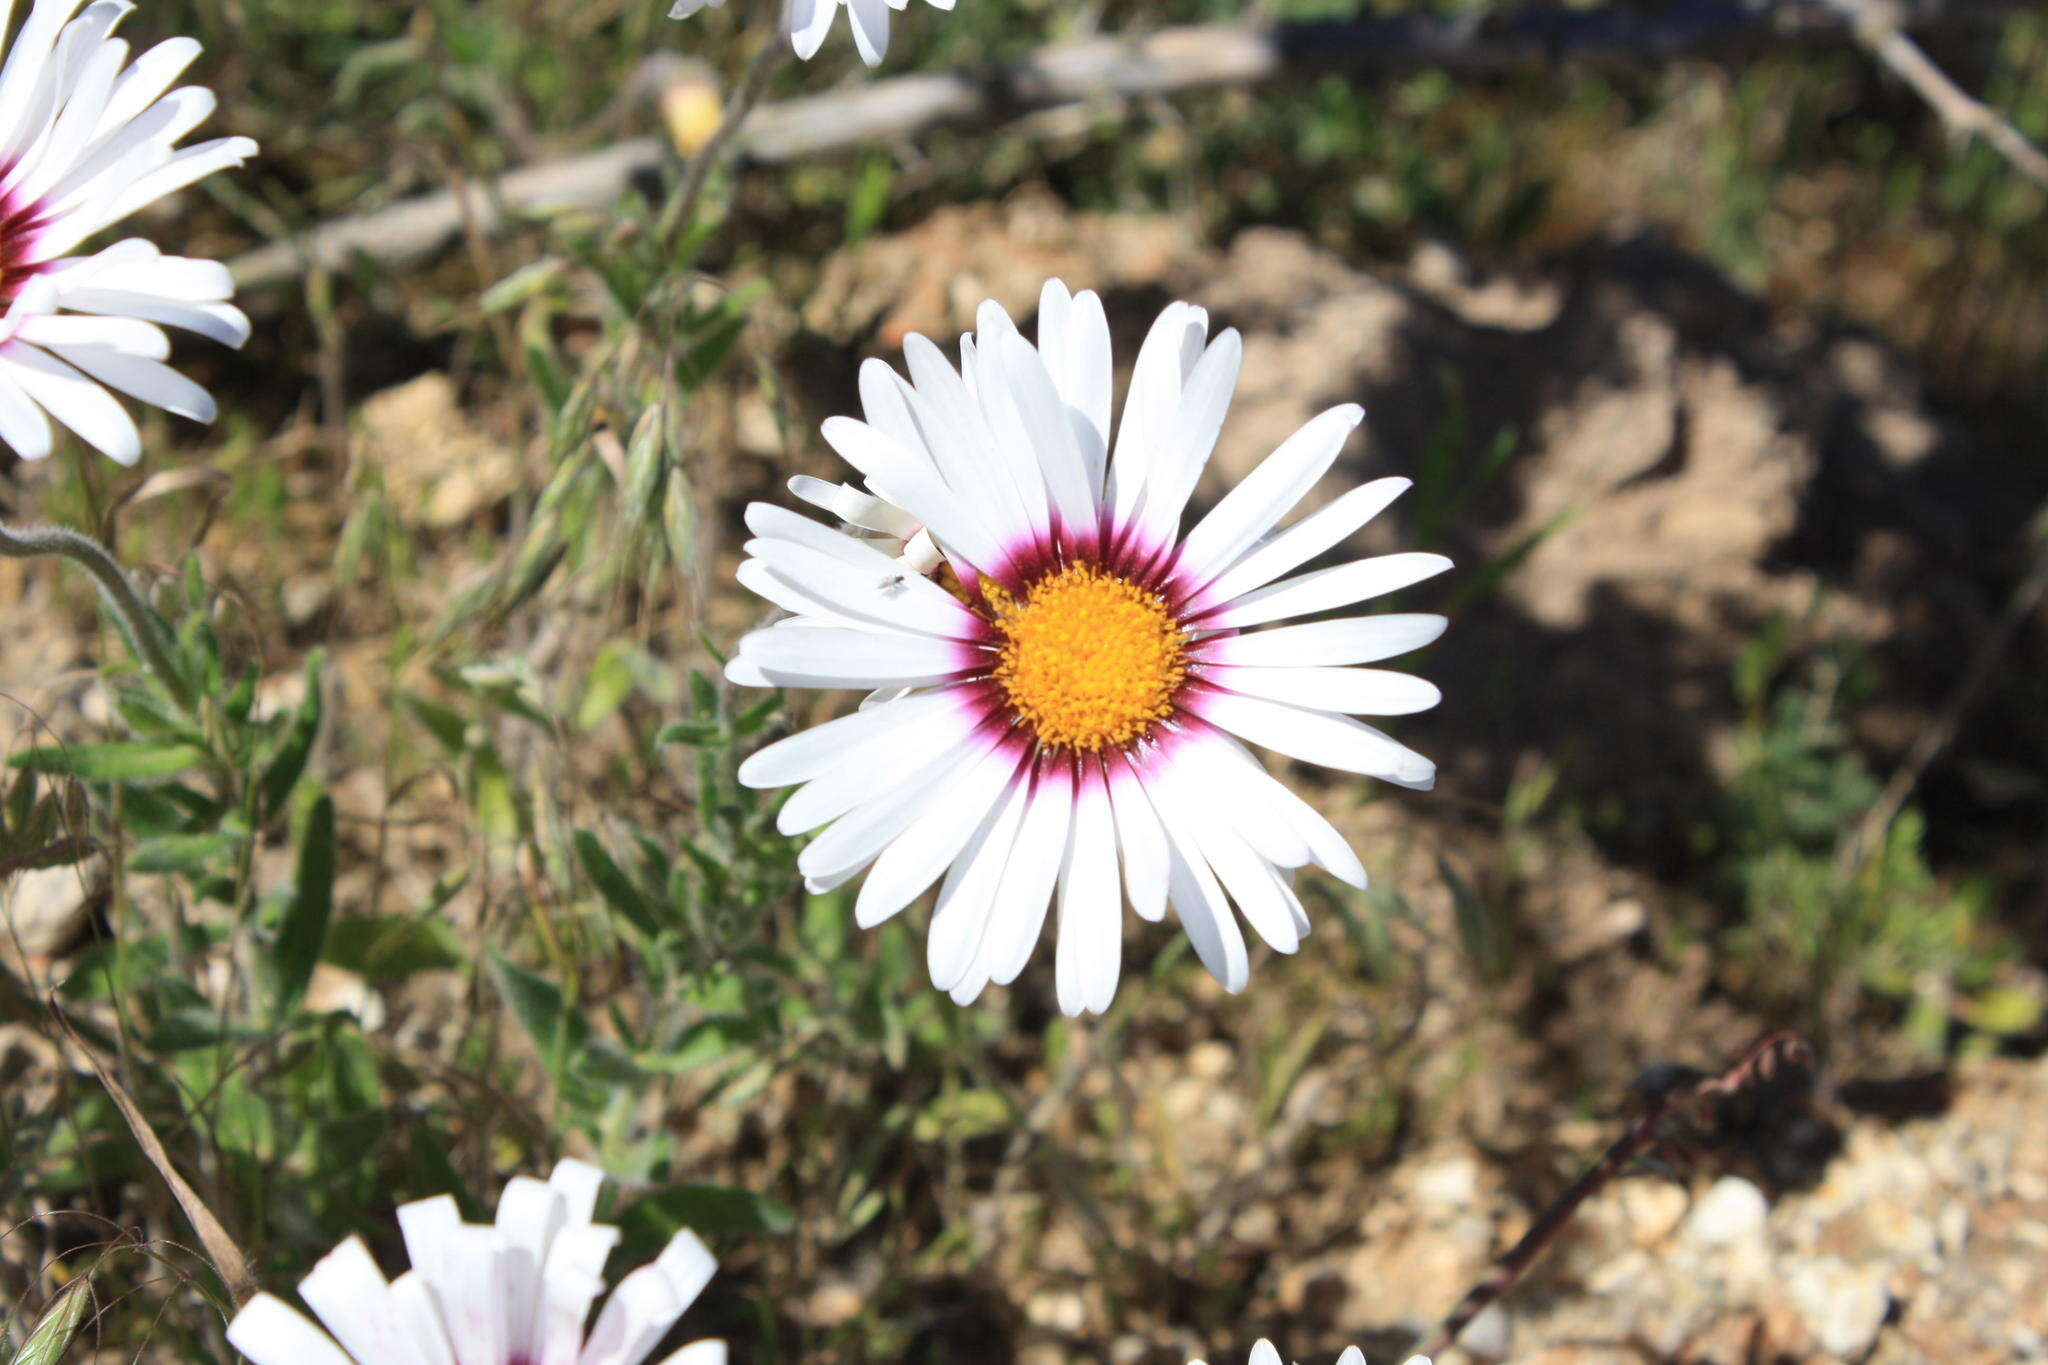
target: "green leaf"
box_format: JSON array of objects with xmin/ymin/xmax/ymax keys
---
[
  {"xmin": 577, "ymin": 641, "xmax": 638, "ymax": 731},
  {"xmin": 401, "ymin": 692, "xmax": 470, "ymax": 756},
  {"xmin": 491, "ymin": 954, "xmax": 587, "ymax": 1073},
  {"xmin": 618, "ymin": 1183, "xmax": 795, "ymax": 1242},
  {"xmin": 912, "ymin": 1089, "xmax": 1010, "ymax": 1142},
  {"xmin": 260, "ymin": 650, "xmax": 325, "ymax": 819},
  {"xmin": 272, "ymin": 796, "xmax": 337, "ymax": 1014},
  {"xmin": 323, "ymin": 914, "xmax": 467, "ymax": 979},
  {"xmin": 574, "ymin": 830, "xmax": 664, "ymax": 938},
  {"xmin": 10, "ymin": 742, "xmax": 204, "ymax": 782},
  {"xmin": 12, "ymin": 1279, "xmax": 92, "ymax": 1365},
  {"xmin": 481, "ymin": 257, "xmax": 567, "ymax": 313},
  {"xmin": 127, "ymin": 833, "xmax": 238, "ymax": 877},
  {"xmin": 654, "ymin": 720, "xmax": 719, "ymax": 747}
]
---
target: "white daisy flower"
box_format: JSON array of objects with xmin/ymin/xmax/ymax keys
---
[
  {"xmin": 1193, "ymin": 1343, "xmax": 1429, "ymax": 1365},
  {"xmin": 0, "ymin": 0, "xmax": 255, "ymax": 465},
  {"xmin": 728, "ymin": 279, "xmax": 1450, "ymax": 1016},
  {"xmin": 668, "ymin": 0, "xmax": 956, "ymax": 69},
  {"xmin": 226, "ymin": 1160, "xmax": 726, "ymax": 1365}
]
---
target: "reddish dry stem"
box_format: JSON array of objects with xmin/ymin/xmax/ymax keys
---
[{"xmin": 1418, "ymin": 1031, "xmax": 1814, "ymax": 1359}]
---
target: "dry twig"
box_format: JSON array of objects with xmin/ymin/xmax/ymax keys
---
[
  {"xmin": 1812, "ymin": 0, "xmax": 2048, "ymax": 191},
  {"xmin": 228, "ymin": 0, "xmax": 2032, "ymax": 291},
  {"xmin": 1418, "ymin": 1032, "xmax": 1815, "ymax": 1359}
]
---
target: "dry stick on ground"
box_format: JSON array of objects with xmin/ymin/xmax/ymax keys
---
[
  {"xmin": 1417, "ymin": 1031, "xmax": 1815, "ymax": 1360},
  {"xmin": 1814, "ymin": 0, "xmax": 2048, "ymax": 191},
  {"xmin": 227, "ymin": 0, "xmax": 2033, "ymax": 291}
]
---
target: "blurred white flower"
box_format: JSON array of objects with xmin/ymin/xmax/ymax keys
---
[
  {"xmin": 227, "ymin": 1160, "xmax": 725, "ymax": 1365},
  {"xmin": 0, "ymin": 0, "xmax": 256, "ymax": 464},
  {"xmin": 668, "ymin": 0, "xmax": 956, "ymax": 69},
  {"xmin": 1193, "ymin": 1343, "xmax": 1430, "ymax": 1365},
  {"xmin": 728, "ymin": 279, "xmax": 1449, "ymax": 1016}
]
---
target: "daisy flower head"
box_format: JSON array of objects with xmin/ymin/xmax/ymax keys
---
[
  {"xmin": 728, "ymin": 280, "xmax": 1451, "ymax": 1017},
  {"xmin": 226, "ymin": 1160, "xmax": 725, "ymax": 1365},
  {"xmin": 668, "ymin": 0, "xmax": 956, "ymax": 69},
  {"xmin": 0, "ymin": 0, "xmax": 255, "ymax": 465},
  {"xmin": 1193, "ymin": 1343, "xmax": 1430, "ymax": 1365}
]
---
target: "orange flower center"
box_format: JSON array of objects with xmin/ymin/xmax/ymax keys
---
[{"xmin": 986, "ymin": 563, "xmax": 1186, "ymax": 753}]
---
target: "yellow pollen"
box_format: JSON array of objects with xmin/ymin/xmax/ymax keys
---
[{"xmin": 987, "ymin": 563, "xmax": 1187, "ymax": 753}]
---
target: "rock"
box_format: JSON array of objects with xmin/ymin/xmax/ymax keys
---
[
  {"xmin": 1, "ymin": 857, "xmax": 105, "ymax": 961},
  {"xmin": 356, "ymin": 373, "xmax": 521, "ymax": 530},
  {"xmin": 1785, "ymin": 1259, "xmax": 1891, "ymax": 1357},
  {"xmin": 1682, "ymin": 1176, "xmax": 1771, "ymax": 1248}
]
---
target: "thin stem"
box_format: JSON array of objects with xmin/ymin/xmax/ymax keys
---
[
  {"xmin": 0, "ymin": 521, "xmax": 195, "ymax": 714},
  {"xmin": 1418, "ymin": 1031, "xmax": 1814, "ymax": 1358},
  {"xmin": 656, "ymin": 31, "xmax": 789, "ymax": 249}
]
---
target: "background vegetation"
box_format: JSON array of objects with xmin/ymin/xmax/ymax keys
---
[{"xmin": 2, "ymin": 0, "xmax": 2045, "ymax": 1360}]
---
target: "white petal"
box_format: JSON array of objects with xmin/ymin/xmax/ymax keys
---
[
  {"xmin": 1040, "ymin": 281, "xmax": 1111, "ymax": 487},
  {"xmin": 845, "ymin": 0, "xmax": 889, "ymax": 65},
  {"xmin": 1106, "ymin": 755, "xmax": 1169, "ymax": 924},
  {"xmin": 45, "ymin": 344, "xmax": 214, "ymax": 422},
  {"xmin": 1132, "ymin": 328, "xmax": 1241, "ymax": 547},
  {"xmin": 298, "ymin": 1236, "xmax": 414, "ymax": 1363},
  {"xmin": 738, "ymin": 688, "xmax": 964, "ymax": 788},
  {"xmin": 1107, "ymin": 302, "xmax": 1203, "ymax": 524},
  {"xmin": 1211, "ymin": 665, "xmax": 1442, "ymax": 716},
  {"xmin": 963, "ymin": 764, "xmax": 1071, "ymax": 994},
  {"xmin": 1054, "ymin": 774, "xmax": 1122, "ymax": 1015},
  {"xmin": 496, "ymin": 1176, "xmax": 570, "ymax": 1360},
  {"xmin": 390, "ymin": 1273, "xmax": 460, "ymax": 1365},
  {"xmin": 854, "ymin": 738, "xmax": 1022, "ymax": 928},
  {"xmin": 787, "ymin": 474, "xmax": 919, "ymax": 539},
  {"xmin": 1195, "ymin": 689, "xmax": 1435, "ymax": 789},
  {"xmin": 821, "ymin": 414, "xmax": 1009, "ymax": 575},
  {"xmin": 1176, "ymin": 737, "xmax": 1309, "ymax": 869},
  {"xmin": 0, "ymin": 364, "xmax": 55, "ymax": 459},
  {"xmin": 1200, "ymin": 477, "xmax": 1411, "ymax": 607},
  {"xmin": 996, "ymin": 329, "xmax": 1099, "ymax": 548},
  {"xmin": 1178, "ymin": 404, "xmax": 1362, "ymax": 584},
  {"xmin": 773, "ymin": 701, "xmax": 977, "ymax": 835},
  {"xmin": 655, "ymin": 1345, "xmax": 728, "ymax": 1365},
  {"xmin": 1249, "ymin": 1345, "xmax": 1284, "ymax": 1365},
  {"xmin": 927, "ymin": 773, "xmax": 1032, "ymax": 992},
  {"xmin": 744, "ymin": 534, "xmax": 976, "ymax": 638},
  {"xmin": 224, "ymin": 1296, "xmax": 355, "ymax": 1365},
  {"xmin": 13, "ymin": 312, "xmax": 168, "ymax": 356},
  {"xmin": 579, "ymin": 1230, "xmax": 717, "ymax": 1365},
  {"xmin": 1200, "ymin": 552, "xmax": 1452, "ymax": 630},
  {"xmin": 797, "ymin": 732, "xmax": 997, "ymax": 882},
  {"xmin": 1195, "ymin": 615, "xmax": 1447, "ymax": 669},
  {"xmin": 0, "ymin": 342, "xmax": 139, "ymax": 463},
  {"xmin": 902, "ymin": 329, "xmax": 1044, "ymax": 548},
  {"xmin": 1146, "ymin": 773, "xmax": 1249, "ymax": 993},
  {"xmin": 737, "ymin": 623, "xmax": 974, "ymax": 689},
  {"xmin": 1207, "ymin": 731, "xmax": 1368, "ymax": 889}
]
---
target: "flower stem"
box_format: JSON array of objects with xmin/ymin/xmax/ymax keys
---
[
  {"xmin": 0, "ymin": 521, "xmax": 195, "ymax": 715},
  {"xmin": 656, "ymin": 30, "xmax": 789, "ymax": 249}
]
